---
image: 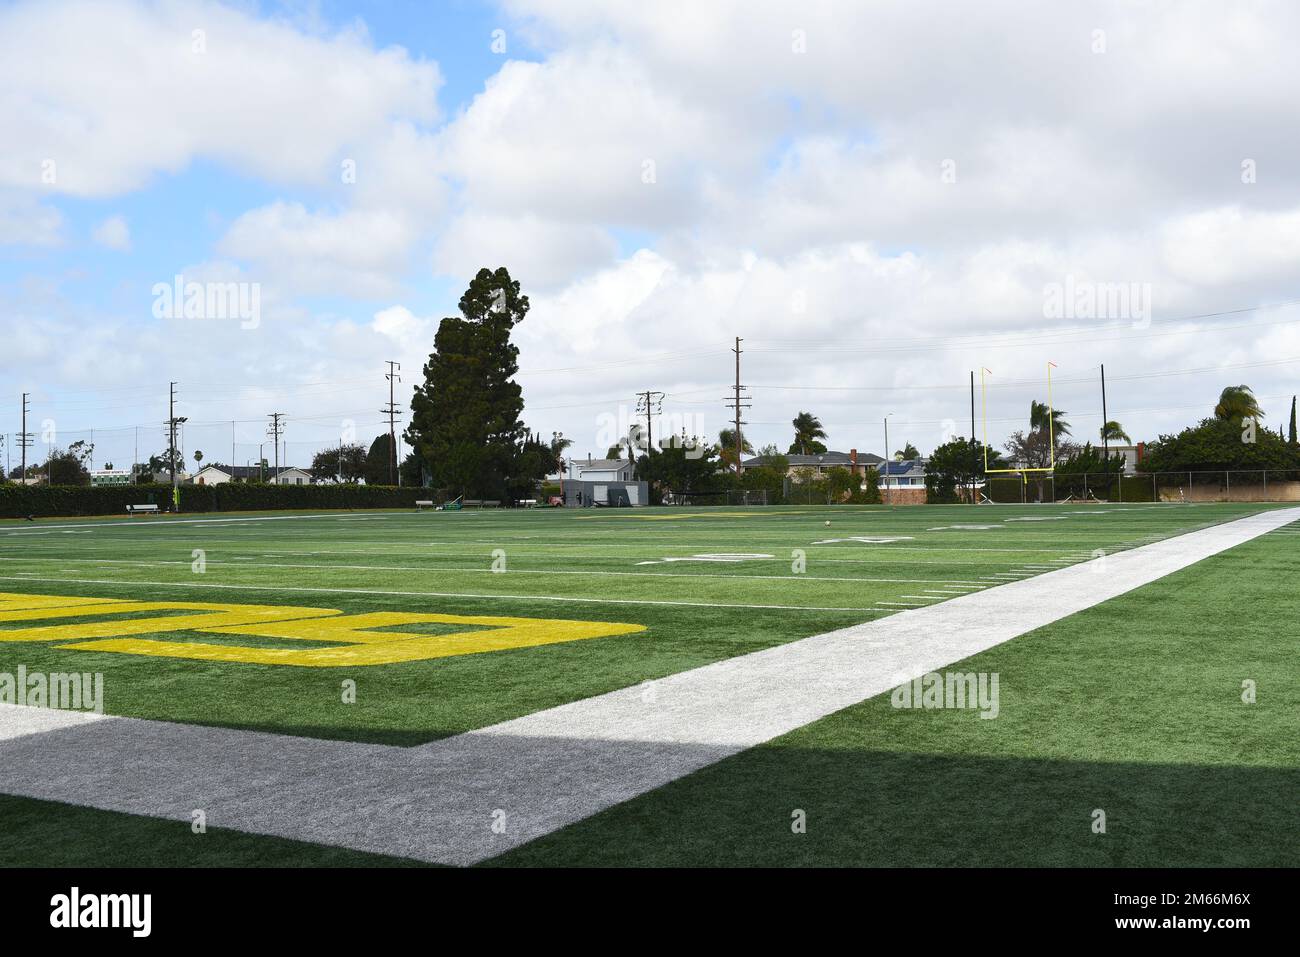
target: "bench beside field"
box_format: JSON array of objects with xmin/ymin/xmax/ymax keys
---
[
  {"xmin": 125, "ymin": 504, "xmax": 161, "ymax": 516},
  {"xmin": 414, "ymin": 499, "xmax": 541, "ymax": 511}
]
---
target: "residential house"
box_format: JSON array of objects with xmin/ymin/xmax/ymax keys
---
[
  {"xmin": 564, "ymin": 456, "xmax": 636, "ymax": 482},
  {"xmin": 191, "ymin": 464, "xmax": 313, "ymax": 485},
  {"xmin": 740, "ymin": 448, "xmax": 884, "ymax": 478}
]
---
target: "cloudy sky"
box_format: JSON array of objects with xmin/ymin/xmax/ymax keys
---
[{"xmin": 3, "ymin": 0, "xmax": 1299, "ymax": 472}]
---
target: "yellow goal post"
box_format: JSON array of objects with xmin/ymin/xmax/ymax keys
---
[{"xmin": 982, "ymin": 361, "xmax": 1057, "ymax": 474}]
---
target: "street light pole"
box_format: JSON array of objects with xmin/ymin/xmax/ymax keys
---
[{"xmin": 883, "ymin": 413, "xmax": 894, "ymax": 505}]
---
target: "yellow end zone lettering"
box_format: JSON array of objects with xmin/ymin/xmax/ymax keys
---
[{"xmin": 0, "ymin": 592, "xmax": 645, "ymax": 667}]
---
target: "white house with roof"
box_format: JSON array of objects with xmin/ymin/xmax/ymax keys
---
[
  {"xmin": 191, "ymin": 464, "xmax": 313, "ymax": 485},
  {"xmin": 564, "ymin": 456, "xmax": 636, "ymax": 482}
]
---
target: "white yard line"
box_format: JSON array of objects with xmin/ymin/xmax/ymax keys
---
[
  {"xmin": 0, "ymin": 556, "xmax": 998, "ymax": 587},
  {"xmin": 0, "ymin": 506, "xmax": 1294, "ymax": 867}
]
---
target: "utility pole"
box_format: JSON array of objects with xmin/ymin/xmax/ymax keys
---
[
  {"xmin": 169, "ymin": 382, "xmax": 176, "ymax": 491},
  {"xmin": 722, "ymin": 337, "xmax": 751, "ymax": 474},
  {"xmin": 635, "ymin": 390, "xmax": 665, "ymax": 456},
  {"xmin": 19, "ymin": 393, "xmax": 32, "ymax": 482},
  {"xmin": 165, "ymin": 383, "xmax": 188, "ymax": 510},
  {"xmin": 267, "ymin": 412, "xmax": 285, "ymax": 484},
  {"xmin": 883, "ymin": 415, "xmax": 891, "ymax": 504},
  {"xmin": 382, "ymin": 361, "xmax": 401, "ymax": 485},
  {"xmin": 1100, "ymin": 363, "xmax": 1110, "ymax": 502}
]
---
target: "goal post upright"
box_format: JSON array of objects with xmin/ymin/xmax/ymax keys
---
[{"xmin": 982, "ymin": 360, "xmax": 1059, "ymax": 476}]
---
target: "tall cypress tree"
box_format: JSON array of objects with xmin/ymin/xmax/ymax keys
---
[
  {"xmin": 1289, "ymin": 395, "xmax": 1297, "ymax": 445},
  {"xmin": 406, "ymin": 267, "xmax": 530, "ymax": 499}
]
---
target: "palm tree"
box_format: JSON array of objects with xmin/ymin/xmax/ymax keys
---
[
  {"xmin": 1099, "ymin": 421, "xmax": 1130, "ymax": 444},
  {"xmin": 1029, "ymin": 400, "xmax": 1071, "ymax": 443},
  {"xmin": 719, "ymin": 428, "xmax": 754, "ymax": 470},
  {"xmin": 1214, "ymin": 385, "xmax": 1263, "ymax": 421},
  {"xmin": 548, "ymin": 432, "xmax": 573, "ymax": 473},
  {"xmin": 790, "ymin": 412, "xmax": 827, "ymax": 455}
]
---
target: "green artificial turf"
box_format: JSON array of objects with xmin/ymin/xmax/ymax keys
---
[
  {"xmin": 493, "ymin": 522, "xmax": 1300, "ymax": 867},
  {"xmin": 0, "ymin": 502, "xmax": 1293, "ymax": 867},
  {"xmin": 0, "ymin": 503, "xmax": 1271, "ymax": 744}
]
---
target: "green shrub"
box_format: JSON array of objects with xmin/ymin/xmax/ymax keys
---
[{"xmin": 0, "ymin": 483, "xmax": 430, "ymax": 518}]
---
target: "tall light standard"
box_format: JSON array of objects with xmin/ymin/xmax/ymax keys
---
[{"xmin": 883, "ymin": 413, "xmax": 895, "ymax": 504}]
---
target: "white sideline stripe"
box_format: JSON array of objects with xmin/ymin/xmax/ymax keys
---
[{"xmin": 0, "ymin": 506, "xmax": 1293, "ymax": 867}]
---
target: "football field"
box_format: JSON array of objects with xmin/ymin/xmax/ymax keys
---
[{"xmin": 1, "ymin": 502, "xmax": 1297, "ymax": 866}]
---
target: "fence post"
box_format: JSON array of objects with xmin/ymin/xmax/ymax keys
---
[
  {"xmin": 1152, "ymin": 473, "xmax": 1156, "ymax": 501},
  {"xmin": 1264, "ymin": 469, "xmax": 1268, "ymax": 498},
  {"xmin": 1117, "ymin": 471, "xmax": 1122, "ymax": 502},
  {"xmin": 1226, "ymin": 470, "xmax": 1230, "ymax": 500}
]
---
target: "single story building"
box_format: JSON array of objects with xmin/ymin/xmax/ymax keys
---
[
  {"xmin": 565, "ymin": 456, "xmax": 636, "ymax": 482},
  {"xmin": 192, "ymin": 464, "xmax": 313, "ymax": 485}
]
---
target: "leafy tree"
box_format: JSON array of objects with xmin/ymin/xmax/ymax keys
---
[
  {"xmin": 1214, "ymin": 384, "xmax": 1263, "ymax": 422},
  {"xmin": 193, "ymin": 450, "xmax": 204, "ymax": 468},
  {"xmin": 926, "ymin": 436, "xmax": 1005, "ymax": 503},
  {"xmin": 1290, "ymin": 396, "xmax": 1297, "ymax": 445},
  {"xmin": 400, "ymin": 451, "xmax": 425, "ymax": 487},
  {"xmin": 1099, "ymin": 421, "xmax": 1131, "ymax": 444},
  {"xmin": 636, "ymin": 435, "xmax": 721, "ymax": 500},
  {"xmin": 364, "ymin": 434, "xmax": 395, "ymax": 485},
  {"xmin": 789, "ymin": 411, "xmax": 828, "ymax": 455},
  {"xmin": 506, "ymin": 432, "xmax": 557, "ymax": 501},
  {"xmin": 310, "ymin": 443, "xmax": 367, "ymax": 483},
  {"xmin": 406, "ymin": 267, "xmax": 532, "ymax": 499},
  {"xmin": 1143, "ymin": 417, "xmax": 1298, "ymax": 472},
  {"xmin": 42, "ymin": 440, "xmax": 95, "ymax": 486},
  {"xmin": 824, "ymin": 466, "xmax": 861, "ymax": 502},
  {"xmin": 895, "ymin": 441, "xmax": 920, "ymax": 459}
]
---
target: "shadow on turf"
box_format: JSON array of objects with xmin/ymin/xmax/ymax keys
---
[{"xmin": 491, "ymin": 747, "xmax": 1300, "ymax": 867}]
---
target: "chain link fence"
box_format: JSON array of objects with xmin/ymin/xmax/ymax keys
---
[{"xmin": 986, "ymin": 470, "xmax": 1300, "ymax": 504}]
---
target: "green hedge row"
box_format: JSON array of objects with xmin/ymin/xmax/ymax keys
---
[
  {"xmin": 0, "ymin": 483, "xmax": 430, "ymax": 518},
  {"xmin": 984, "ymin": 474, "xmax": 1157, "ymax": 503}
]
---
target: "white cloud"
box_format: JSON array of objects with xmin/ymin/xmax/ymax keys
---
[
  {"xmin": 7, "ymin": 0, "xmax": 1300, "ymax": 467},
  {"xmin": 92, "ymin": 215, "xmax": 131, "ymax": 251},
  {"xmin": 432, "ymin": 212, "xmax": 618, "ymax": 290},
  {"xmin": 439, "ymin": 49, "xmax": 764, "ymax": 229},
  {"xmin": 218, "ymin": 202, "xmax": 420, "ymax": 299},
  {"xmin": 1162, "ymin": 206, "xmax": 1300, "ymax": 286},
  {"xmin": 0, "ymin": 0, "xmax": 442, "ymax": 197}
]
